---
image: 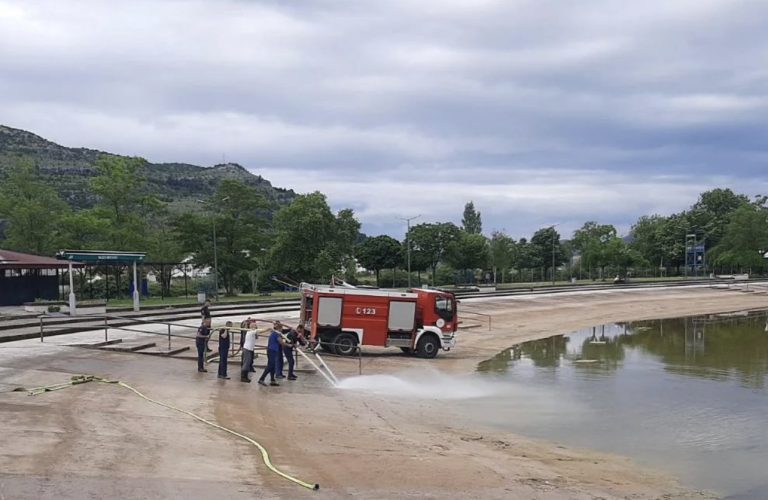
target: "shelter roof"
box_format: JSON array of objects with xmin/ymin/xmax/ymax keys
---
[
  {"xmin": 0, "ymin": 249, "xmax": 85, "ymax": 270},
  {"xmin": 57, "ymin": 250, "xmax": 146, "ymax": 263}
]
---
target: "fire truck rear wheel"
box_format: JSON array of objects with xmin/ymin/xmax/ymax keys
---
[
  {"xmin": 334, "ymin": 333, "xmax": 358, "ymax": 356},
  {"xmin": 416, "ymin": 334, "xmax": 439, "ymax": 359}
]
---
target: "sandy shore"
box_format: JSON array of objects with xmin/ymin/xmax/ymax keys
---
[{"xmin": 1, "ymin": 286, "xmax": 765, "ymax": 499}]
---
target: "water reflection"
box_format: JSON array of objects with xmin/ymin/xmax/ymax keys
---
[
  {"xmin": 622, "ymin": 314, "xmax": 768, "ymax": 389},
  {"xmin": 472, "ymin": 309, "xmax": 768, "ymax": 498},
  {"xmin": 480, "ymin": 311, "xmax": 768, "ymax": 389}
]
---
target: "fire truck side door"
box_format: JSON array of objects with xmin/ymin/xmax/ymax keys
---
[
  {"xmin": 388, "ymin": 301, "xmax": 416, "ymax": 331},
  {"xmin": 317, "ymin": 296, "xmax": 343, "ymax": 327}
]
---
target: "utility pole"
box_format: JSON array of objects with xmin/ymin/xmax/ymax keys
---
[
  {"xmin": 552, "ymin": 234, "xmax": 556, "ymax": 286},
  {"xmin": 212, "ymin": 218, "xmax": 219, "ymax": 299},
  {"xmin": 549, "ymin": 223, "xmax": 561, "ymax": 286},
  {"xmin": 398, "ymin": 215, "xmax": 421, "ymax": 289},
  {"xmin": 198, "ymin": 197, "xmax": 230, "ymax": 301}
]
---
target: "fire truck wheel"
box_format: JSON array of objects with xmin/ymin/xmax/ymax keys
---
[
  {"xmin": 416, "ymin": 334, "xmax": 439, "ymax": 359},
  {"xmin": 400, "ymin": 347, "xmax": 414, "ymax": 355},
  {"xmin": 334, "ymin": 333, "xmax": 358, "ymax": 356}
]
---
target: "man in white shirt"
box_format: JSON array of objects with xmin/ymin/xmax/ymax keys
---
[{"xmin": 240, "ymin": 327, "xmax": 262, "ymax": 383}]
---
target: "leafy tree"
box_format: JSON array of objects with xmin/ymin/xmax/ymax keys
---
[
  {"xmin": 572, "ymin": 222, "xmax": 618, "ymax": 279},
  {"xmin": 334, "ymin": 208, "xmax": 362, "ymax": 281},
  {"xmin": 174, "ymin": 180, "xmax": 269, "ymax": 295},
  {"xmin": 514, "ymin": 237, "xmax": 538, "ymax": 281},
  {"xmin": 146, "ymin": 205, "xmax": 186, "ymax": 297},
  {"xmin": 446, "ymin": 232, "xmax": 490, "ymax": 282},
  {"xmin": 401, "ymin": 239, "xmax": 432, "ymax": 285},
  {"xmin": 0, "ymin": 158, "xmax": 71, "ymax": 255},
  {"xmin": 268, "ymin": 192, "xmax": 358, "ymax": 282},
  {"xmin": 489, "ymin": 231, "xmax": 516, "ymax": 283},
  {"xmin": 630, "ymin": 215, "xmax": 667, "ymax": 270},
  {"xmin": 59, "ymin": 211, "xmax": 109, "ymax": 250},
  {"xmin": 530, "ymin": 226, "xmax": 565, "ymax": 281},
  {"xmin": 89, "ymin": 155, "xmax": 158, "ymax": 250},
  {"xmin": 709, "ymin": 204, "xmax": 768, "ymax": 273},
  {"xmin": 689, "ymin": 188, "xmax": 749, "ymax": 248},
  {"xmin": 656, "ymin": 212, "xmax": 691, "ymax": 273},
  {"xmin": 603, "ymin": 237, "xmax": 646, "ymax": 274},
  {"xmin": 356, "ymin": 235, "xmax": 403, "ymax": 286},
  {"xmin": 461, "ymin": 201, "xmax": 482, "ymax": 234},
  {"xmin": 407, "ymin": 222, "xmax": 461, "ymax": 284}
]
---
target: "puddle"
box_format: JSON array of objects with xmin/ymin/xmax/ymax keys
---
[{"xmin": 469, "ymin": 310, "xmax": 768, "ymax": 499}]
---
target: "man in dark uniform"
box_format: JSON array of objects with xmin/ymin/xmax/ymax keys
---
[
  {"xmin": 217, "ymin": 321, "xmax": 232, "ymax": 379},
  {"xmin": 196, "ymin": 318, "xmax": 211, "ymax": 373},
  {"xmin": 201, "ymin": 300, "xmax": 212, "ymax": 352},
  {"xmin": 275, "ymin": 324, "xmax": 287, "ymax": 379},
  {"xmin": 258, "ymin": 321, "xmax": 286, "ymax": 386},
  {"xmin": 283, "ymin": 324, "xmax": 307, "ymax": 380}
]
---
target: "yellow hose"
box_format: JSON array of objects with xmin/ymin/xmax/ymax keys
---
[{"xmin": 23, "ymin": 375, "xmax": 319, "ymax": 491}]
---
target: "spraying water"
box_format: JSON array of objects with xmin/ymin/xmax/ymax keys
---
[{"xmin": 335, "ymin": 368, "xmax": 503, "ymax": 400}]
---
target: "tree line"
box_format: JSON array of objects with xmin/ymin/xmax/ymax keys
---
[{"xmin": 1, "ymin": 156, "xmax": 766, "ymax": 298}]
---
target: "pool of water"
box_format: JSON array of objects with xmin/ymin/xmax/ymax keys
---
[{"xmin": 469, "ymin": 311, "xmax": 768, "ymax": 499}]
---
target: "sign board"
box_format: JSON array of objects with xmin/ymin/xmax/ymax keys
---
[{"xmin": 57, "ymin": 250, "xmax": 146, "ymax": 263}]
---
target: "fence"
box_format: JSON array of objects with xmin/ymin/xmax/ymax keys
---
[{"xmin": 37, "ymin": 313, "xmax": 363, "ymax": 376}]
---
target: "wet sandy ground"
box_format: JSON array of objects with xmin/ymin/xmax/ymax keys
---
[{"xmin": 1, "ymin": 286, "xmax": 766, "ymax": 499}]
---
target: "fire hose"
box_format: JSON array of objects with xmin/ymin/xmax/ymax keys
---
[{"xmin": 14, "ymin": 374, "xmax": 320, "ymax": 491}]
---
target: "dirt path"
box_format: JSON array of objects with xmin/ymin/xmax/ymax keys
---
[{"xmin": 1, "ymin": 286, "xmax": 765, "ymax": 499}]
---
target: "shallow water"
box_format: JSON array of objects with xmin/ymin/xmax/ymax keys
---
[{"xmin": 470, "ymin": 311, "xmax": 768, "ymax": 499}]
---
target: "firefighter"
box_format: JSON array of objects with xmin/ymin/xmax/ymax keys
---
[
  {"xmin": 196, "ymin": 318, "xmax": 211, "ymax": 373},
  {"xmin": 258, "ymin": 321, "xmax": 287, "ymax": 386},
  {"xmin": 201, "ymin": 299, "xmax": 213, "ymax": 352},
  {"xmin": 240, "ymin": 326, "xmax": 259, "ymax": 383},
  {"xmin": 283, "ymin": 324, "xmax": 307, "ymax": 380},
  {"xmin": 275, "ymin": 323, "xmax": 289, "ymax": 379},
  {"xmin": 217, "ymin": 321, "xmax": 232, "ymax": 380}
]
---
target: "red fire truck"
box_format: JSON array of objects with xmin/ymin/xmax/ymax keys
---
[{"xmin": 300, "ymin": 285, "xmax": 457, "ymax": 358}]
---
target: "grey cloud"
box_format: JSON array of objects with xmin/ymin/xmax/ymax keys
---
[{"xmin": 1, "ymin": 0, "xmax": 767, "ymax": 237}]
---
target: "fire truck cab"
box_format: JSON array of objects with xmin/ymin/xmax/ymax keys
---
[{"xmin": 300, "ymin": 285, "xmax": 457, "ymax": 358}]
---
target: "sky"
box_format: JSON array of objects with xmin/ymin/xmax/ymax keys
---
[{"xmin": 1, "ymin": 0, "xmax": 767, "ymax": 240}]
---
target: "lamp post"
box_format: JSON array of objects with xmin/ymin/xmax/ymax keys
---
[
  {"xmin": 549, "ymin": 223, "xmax": 562, "ymax": 286},
  {"xmin": 398, "ymin": 214, "xmax": 420, "ymax": 289},
  {"xmin": 197, "ymin": 197, "xmax": 229, "ymax": 301}
]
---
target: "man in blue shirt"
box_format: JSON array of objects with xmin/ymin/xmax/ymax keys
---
[{"xmin": 258, "ymin": 321, "xmax": 287, "ymax": 386}]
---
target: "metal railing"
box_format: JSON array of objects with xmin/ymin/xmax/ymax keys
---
[
  {"xmin": 458, "ymin": 309, "xmax": 492, "ymax": 330},
  {"xmin": 39, "ymin": 312, "xmax": 204, "ymax": 351}
]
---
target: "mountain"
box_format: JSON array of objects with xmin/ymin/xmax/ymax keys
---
[{"xmin": 0, "ymin": 125, "xmax": 296, "ymax": 211}]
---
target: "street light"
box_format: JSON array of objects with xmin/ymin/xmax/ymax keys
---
[
  {"xmin": 197, "ymin": 197, "xmax": 229, "ymax": 301},
  {"xmin": 398, "ymin": 214, "xmax": 421, "ymax": 289},
  {"xmin": 548, "ymin": 223, "xmax": 562, "ymax": 286}
]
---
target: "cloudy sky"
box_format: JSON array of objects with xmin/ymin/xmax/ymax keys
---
[{"xmin": 2, "ymin": 0, "xmax": 767, "ymax": 240}]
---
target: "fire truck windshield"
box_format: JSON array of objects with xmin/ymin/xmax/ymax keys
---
[{"xmin": 435, "ymin": 296, "xmax": 454, "ymax": 321}]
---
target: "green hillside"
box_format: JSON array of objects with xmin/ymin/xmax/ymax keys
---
[{"xmin": 0, "ymin": 125, "xmax": 296, "ymax": 211}]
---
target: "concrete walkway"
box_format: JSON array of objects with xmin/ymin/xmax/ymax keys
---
[{"xmin": 0, "ymin": 301, "xmax": 301, "ymax": 343}]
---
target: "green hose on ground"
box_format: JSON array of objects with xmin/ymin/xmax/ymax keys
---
[{"xmin": 18, "ymin": 374, "xmax": 320, "ymax": 491}]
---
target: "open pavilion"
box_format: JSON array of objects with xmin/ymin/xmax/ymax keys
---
[{"xmin": 0, "ymin": 249, "xmax": 84, "ymax": 306}]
